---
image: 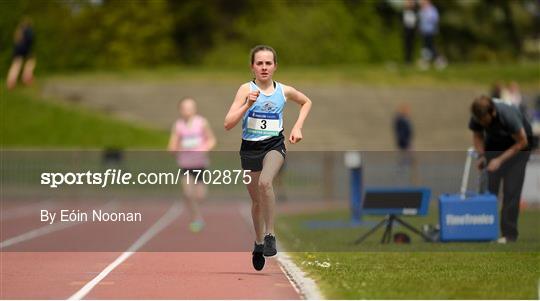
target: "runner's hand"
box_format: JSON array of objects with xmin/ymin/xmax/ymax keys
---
[
  {"xmin": 289, "ymin": 126, "xmax": 303, "ymax": 144},
  {"xmin": 247, "ymin": 91, "xmax": 260, "ymax": 106}
]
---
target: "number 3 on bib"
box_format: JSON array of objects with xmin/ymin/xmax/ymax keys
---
[{"xmin": 247, "ymin": 111, "xmax": 280, "ymax": 136}]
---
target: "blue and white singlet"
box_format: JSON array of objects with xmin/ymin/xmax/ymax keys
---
[{"xmin": 242, "ymin": 81, "xmax": 286, "ymax": 141}]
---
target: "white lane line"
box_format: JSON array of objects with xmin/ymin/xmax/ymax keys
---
[
  {"xmin": 277, "ymin": 253, "xmax": 324, "ymax": 300},
  {"xmin": 0, "ymin": 201, "xmax": 117, "ymax": 249},
  {"xmin": 68, "ymin": 202, "xmax": 182, "ymax": 300},
  {"xmin": 238, "ymin": 203, "xmax": 323, "ymax": 300}
]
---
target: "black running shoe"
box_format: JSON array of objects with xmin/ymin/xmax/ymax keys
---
[
  {"xmin": 252, "ymin": 242, "xmax": 265, "ymax": 271},
  {"xmin": 263, "ymin": 234, "xmax": 277, "ymax": 257}
]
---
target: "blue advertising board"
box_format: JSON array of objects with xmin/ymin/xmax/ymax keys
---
[{"xmin": 439, "ymin": 193, "xmax": 498, "ymax": 241}]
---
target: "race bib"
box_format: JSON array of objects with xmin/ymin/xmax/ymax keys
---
[
  {"xmin": 247, "ymin": 111, "xmax": 280, "ymax": 136},
  {"xmin": 182, "ymin": 135, "xmax": 202, "ymax": 149}
]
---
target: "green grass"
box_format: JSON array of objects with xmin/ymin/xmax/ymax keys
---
[
  {"xmin": 288, "ymin": 251, "xmax": 538, "ymax": 299},
  {"xmin": 43, "ymin": 62, "xmax": 540, "ymax": 88},
  {"xmin": 277, "ymin": 209, "xmax": 540, "ymax": 299},
  {"xmin": 1, "ymin": 89, "xmax": 168, "ymax": 148}
]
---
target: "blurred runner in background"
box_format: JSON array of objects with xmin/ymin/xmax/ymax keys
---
[{"xmin": 169, "ymin": 97, "xmax": 216, "ymax": 232}]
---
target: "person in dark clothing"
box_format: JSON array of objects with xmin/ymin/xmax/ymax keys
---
[
  {"xmin": 6, "ymin": 17, "xmax": 36, "ymax": 90},
  {"xmin": 394, "ymin": 103, "xmax": 413, "ymax": 151},
  {"xmin": 394, "ymin": 103, "xmax": 417, "ymax": 185},
  {"xmin": 402, "ymin": 0, "xmax": 417, "ymax": 64},
  {"xmin": 469, "ymin": 95, "xmax": 533, "ymax": 243}
]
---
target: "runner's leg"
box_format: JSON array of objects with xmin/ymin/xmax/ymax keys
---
[
  {"xmin": 246, "ymin": 171, "xmax": 263, "ymax": 243},
  {"xmin": 259, "ymin": 150, "xmax": 284, "ymax": 234}
]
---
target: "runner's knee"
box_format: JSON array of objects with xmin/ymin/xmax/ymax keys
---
[{"xmin": 258, "ymin": 178, "xmax": 273, "ymax": 193}]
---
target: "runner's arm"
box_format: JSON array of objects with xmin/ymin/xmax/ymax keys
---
[
  {"xmin": 167, "ymin": 126, "xmax": 179, "ymax": 152},
  {"xmin": 283, "ymin": 85, "xmax": 312, "ymax": 143},
  {"xmin": 224, "ymin": 83, "xmax": 252, "ymax": 130},
  {"xmin": 203, "ymin": 119, "xmax": 217, "ymax": 151}
]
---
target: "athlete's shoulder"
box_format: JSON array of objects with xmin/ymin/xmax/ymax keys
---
[
  {"xmin": 240, "ymin": 82, "xmax": 252, "ymax": 89},
  {"xmin": 236, "ymin": 82, "xmax": 252, "ymax": 93},
  {"xmin": 279, "ymin": 82, "xmax": 295, "ymax": 89},
  {"xmin": 276, "ymin": 81, "xmax": 288, "ymax": 88},
  {"xmin": 280, "ymin": 83, "xmax": 297, "ymax": 96},
  {"xmin": 197, "ymin": 115, "xmax": 209, "ymax": 126}
]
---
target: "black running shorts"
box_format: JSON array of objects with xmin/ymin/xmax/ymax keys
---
[{"xmin": 240, "ymin": 133, "xmax": 286, "ymax": 172}]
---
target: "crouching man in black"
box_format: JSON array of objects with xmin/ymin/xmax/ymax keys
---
[{"xmin": 469, "ymin": 95, "xmax": 533, "ymax": 243}]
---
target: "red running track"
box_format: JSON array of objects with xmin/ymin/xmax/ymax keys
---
[{"xmin": 0, "ymin": 199, "xmax": 300, "ymax": 299}]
